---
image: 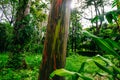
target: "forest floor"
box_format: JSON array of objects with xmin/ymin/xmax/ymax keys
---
[{"xmin": 0, "ymin": 52, "xmax": 105, "ymax": 80}]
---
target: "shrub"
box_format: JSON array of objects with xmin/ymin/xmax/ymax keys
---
[{"xmin": 0, "ymin": 22, "xmax": 13, "ymax": 52}]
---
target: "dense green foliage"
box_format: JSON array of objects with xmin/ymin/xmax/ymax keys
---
[
  {"xmin": 0, "ymin": 53, "xmax": 41, "ymax": 80},
  {"xmin": 0, "ymin": 53, "xmax": 106, "ymax": 80},
  {"xmin": 0, "ymin": 23, "xmax": 13, "ymax": 52},
  {"xmin": 1, "ymin": 53, "xmax": 119, "ymax": 80},
  {"xmin": 0, "ymin": 0, "xmax": 120, "ymax": 80}
]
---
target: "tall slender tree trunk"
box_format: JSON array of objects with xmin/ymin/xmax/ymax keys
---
[
  {"xmin": 74, "ymin": 21, "xmax": 77, "ymax": 53},
  {"xmin": 72, "ymin": 25, "xmax": 74, "ymax": 52},
  {"xmin": 38, "ymin": 0, "xmax": 71, "ymax": 80},
  {"xmin": 97, "ymin": 8, "xmax": 102, "ymax": 34},
  {"xmin": 117, "ymin": 0, "xmax": 120, "ymax": 32},
  {"xmin": 94, "ymin": 1, "xmax": 99, "ymax": 34},
  {"xmin": 7, "ymin": 0, "xmax": 31, "ymax": 69}
]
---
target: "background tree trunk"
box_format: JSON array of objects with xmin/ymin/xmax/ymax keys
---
[
  {"xmin": 7, "ymin": 0, "xmax": 31, "ymax": 69},
  {"xmin": 38, "ymin": 0, "xmax": 71, "ymax": 80},
  {"xmin": 117, "ymin": 0, "xmax": 120, "ymax": 32}
]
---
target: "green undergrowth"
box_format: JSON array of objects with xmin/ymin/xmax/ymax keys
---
[
  {"xmin": 0, "ymin": 52, "xmax": 105, "ymax": 80},
  {"xmin": 0, "ymin": 53, "xmax": 8, "ymax": 69},
  {"xmin": 0, "ymin": 53, "xmax": 42, "ymax": 80},
  {"xmin": 65, "ymin": 54, "xmax": 106, "ymax": 79}
]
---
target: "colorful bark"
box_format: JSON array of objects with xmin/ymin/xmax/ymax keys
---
[
  {"xmin": 38, "ymin": 0, "xmax": 71, "ymax": 80},
  {"xmin": 56, "ymin": 0, "xmax": 62, "ymax": 7}
]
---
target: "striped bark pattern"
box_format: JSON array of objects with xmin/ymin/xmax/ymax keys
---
[{"xmin": 38, "ymin": 0, "xmax": 71, "ymax": 80}]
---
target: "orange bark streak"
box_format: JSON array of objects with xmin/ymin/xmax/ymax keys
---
[{"xmin": 56, "ymin": 0, "xmax": 62, "ymax": 8}]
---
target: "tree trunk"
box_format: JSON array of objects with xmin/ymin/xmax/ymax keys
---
[
  {"xmin": 7, "ymin": 0, "xmax": 31, "ymax": 69},
  {"xmin": 117, "ymin": 0, "xmax": 120, "ymax": 32},
  {"xmin": 72, "ymin": 25, "xmax": 74, "ymax": 52},
  {"xmin": 97, "ymin": 8, "xmax": 102, "ymax": 34},
  {"xmin": 93, "ymin": 1, "xmax": 99, "ymax": 34},
  {"xmin": 38, "ymin": 0, "xmax": 71, "ymax": 80}
]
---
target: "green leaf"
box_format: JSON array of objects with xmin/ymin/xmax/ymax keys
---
[
  {"xmin": 49, "ymin": 69, "xmax": 75, "ymax": 79},
  {"xmin": 99, "ymin": 15, "xmax": 104, "ymax": 21},
  {"xmin": 82, "ymin": 30, "xmax": 98, "ymax": 38},
  {"xmin": 96, "ymin": 38, "xmax": 120, "ymax": 59},
  {"xmin": 97, "ymin": 55, "xmax": 120, "ymax": 74},
  {"xmin": 106, "ymin": 12, "xmax": 113, "ymax": 23},
  {"xmin": 105, "ymin": 39, "xmax": 120, "ymax": 51},
  {"xmin": 83, "ymin": 31, "xmax": 120, "ymax": 59},
  {"xmin": 97, "ymin": 55, "xmax": 113, "ymax": 66},
  {"xmin": 49, "ymin": 69, "xmax": 93, "ymax": 80},
  {"xmin": 78, "ymin": 62, "xmax": 86, "ymax": 73},
  {"xmin": 76, "ymin": 73, "xmax": 93, "ymax": 80},
  {"xmin": 91, "ymin": 16, "xmax": 99, "ymax": 23},
  {"xmin": 112, "ymin": 0, "xmax": 117, "ymax": 8},
  {"xmin": 94, "ymin": 61, "xmax": 114, "ymax": 75},
  {"xmin": 112, "ymin": 65, "xmax": 120, "ymax": 74},
  {"xmin": 111, "ymin": 11, "xmax": 118, "ymax": 21},
  {"xmin": 97, "ymin": 72, "xmax": 113, "ymax": 80}
]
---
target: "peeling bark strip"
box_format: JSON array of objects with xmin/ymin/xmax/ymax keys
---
[
  {"xmin": 56, "ymin": 0, "xmax": 62, "ymax": 7},
  {"xmin": 38, "ymin": 0, "xmax": 71, "ymax": 80}
]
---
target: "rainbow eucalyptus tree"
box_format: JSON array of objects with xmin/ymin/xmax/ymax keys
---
[{"xmin": 38, "ymin": 0, "xmax": 71, "ymax": 80}]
